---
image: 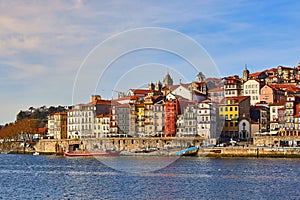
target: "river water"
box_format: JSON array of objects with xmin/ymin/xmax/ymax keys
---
[{"xmin": 0, "ymin": 154, "xmax": 300, "ymax": 199}]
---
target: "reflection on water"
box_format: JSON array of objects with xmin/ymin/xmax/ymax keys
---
[
  {"xmin": 1, "ymin": 155, "xmax": 300, "ymax": 199},
  {"xmin": 96, "ymin": 156, "xmax": 178, "ymax": 173}
]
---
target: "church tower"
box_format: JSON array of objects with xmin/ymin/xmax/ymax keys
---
[
  {"xmin": 163, "ymin": 73, "xmax": 173, "ymax": 87},
  {"xmin": 196, "ymin": 72, "xmax": 205, "ymax": 82},
  {"xmin": 242, "ymin": 65, "xmax": 250, "ymax": 82}
]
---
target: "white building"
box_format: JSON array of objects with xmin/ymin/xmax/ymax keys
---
[
  {"xmin": 67, "ymin": 104, "xmax": 94, "ymax": 138},
  {"xmin": 197, "ymin": 99, "xmax": 217, "ymax": 145},
  {"xmin": 238, "ymin": 118, "xmax": 251, "ymax": 140},
  {"xmin": 269, "ymin": 102, "xmax": 285, "ymax": 131},
  {"xmin": 67, "ymin": 95, "xmax": 111, "ymax": 139},
  {"xmin": 176, "ymin": 114, "xmax": 184, "ymax": 137},
  {"xmin": 243, "ymin": 79, "xmax": 261, "ymax": 105},
  {"xmin": 47, "ymin": 115, "xmax": 55, "ymax": 138},
  {"xmin": 183, "ymin": 104, "xmax": 197, "ymax": 137},
  {"xmin": 94, "ymin": 114, "xmax": 110, "ymax": 138}
]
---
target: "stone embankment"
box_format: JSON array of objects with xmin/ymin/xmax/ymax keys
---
[
  {"xmin": 199, "ymin": 147, "xmax": 300, "ymax": 158},
  {"xmin": 3, "ymin": 138, "xmax": 300, "ymax": 158},
  {"xmin": 34, "ymin": 137, "xmax": 203, "ymax": 154}
]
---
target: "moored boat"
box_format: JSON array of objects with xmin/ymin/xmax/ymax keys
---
[
  {"xmin": 63, "ymin": 150, "xmax": 120, "ymax": 157},
  {"xmin": 174, "ymin": 146, "xmax": 199, "ymax": 156}
]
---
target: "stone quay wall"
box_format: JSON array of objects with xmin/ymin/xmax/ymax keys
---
[
  {"xmin": 201, "ymin": 147, "xmax": 300, "ymax": 158},
  {"xmin": 254, "ymin": 135, "xmax": 300, "ymax": 147},
  {"xmin": 35, "ymin": 137, "xmax": 204, "ymax": 153}
]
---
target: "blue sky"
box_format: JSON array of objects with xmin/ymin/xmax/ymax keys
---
[{"xmin": 1, "ymin": 0, "xmax": 300, "ymax": 124}]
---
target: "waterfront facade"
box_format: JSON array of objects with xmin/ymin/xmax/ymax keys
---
[
  {"xmin": 47, "ymin": 112, "xmax": 67, "ymax": 139},
  {"xmin": 41, "ymin": 65, "xmax": 300, "ymax": 147},
  {"xmin": 197, "ymin": 99, "xmax": 217, "ymax": 145},
  {"xmin": 66, "ymin": 95, "xmax": 111, "ymax": 138},
  {"xmin": 94, "ymin": 114, "xmax": 110, "ymax": 138},
  {"xmin": 219, "ymin": 96, "xmax": 250, "ymax": 140}
]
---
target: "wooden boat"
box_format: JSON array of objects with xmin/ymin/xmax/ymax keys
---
[{"xmin": 63, "ymin": 150, "xmax": 120, "ymax": 157}]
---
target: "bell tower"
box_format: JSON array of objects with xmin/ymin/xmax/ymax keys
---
[{"xmin": 242, "ymin": 65, "xmax": 250, "ymax": 82}]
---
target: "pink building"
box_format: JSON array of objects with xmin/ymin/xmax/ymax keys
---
[{"xmin": 260, "ymin": 84, "xmax": 285, "ymax": 104}]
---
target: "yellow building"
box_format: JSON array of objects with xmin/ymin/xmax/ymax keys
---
[
  {"xmin": 135, "ymin": 101, "xmax": 145, "ymax": 136},
  {"xmin": 219, "ymin": 96, "xmax": 250, "ymax": 140}
]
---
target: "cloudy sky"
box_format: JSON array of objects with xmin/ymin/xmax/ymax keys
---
[{"xmin": 1, "ymin": 0, "xmax": 300, "ymax": 124}]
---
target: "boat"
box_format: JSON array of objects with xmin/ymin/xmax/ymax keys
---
[
  {"xmin": 174, "ymin": 146, "xmax": 199, "ymax": 156},
  {"xmin": 120, "ymin": 150, "xmax": 162, "ymax": 156},
  {"xmin": 33, "ymin": 152, "xmax": 39, "ymax": 156},
  {"xmin": 63, "ymin": 150, "xmax": 121, "ymax": 157}
]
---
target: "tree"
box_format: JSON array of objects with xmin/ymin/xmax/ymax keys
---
[
  {"xmin": 16, "ymin": 110, "xmax": 29, "ymax": 121},
  {"xmin": 29, "ymin": 107, "xmax": 35, "ymax": 113}
]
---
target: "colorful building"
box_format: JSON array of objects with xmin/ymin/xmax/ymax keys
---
[
  {"xmin": 223, "ymin": 75, "xmax": 242, "ymax": 97},
  {"xmin": 260, "ymin": 84, "xmax": 285, "ymax": 104},
  {"xmin": 219, "ymin": 96, "xmax": 250, "ymax": 140},
  {"xmin": 164, "ymin": 99, "xmax": 178, "ymax": 136}
]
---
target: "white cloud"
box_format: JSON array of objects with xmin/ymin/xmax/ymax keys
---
[{"xmin": 1, "ymin": 0, "xmax": 300, "ymax": 124}]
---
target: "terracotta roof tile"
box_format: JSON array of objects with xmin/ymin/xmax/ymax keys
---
[{"xmin": 249, "ymin": 72, "xmax": 262, "ymax": 77}]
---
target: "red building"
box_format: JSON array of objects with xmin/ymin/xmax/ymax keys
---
[{"xmin": 164, "ymin": 99, "xmax": 179, "ymax": 136}]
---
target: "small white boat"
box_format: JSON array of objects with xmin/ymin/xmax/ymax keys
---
[{"xmin": 33, "ymin": 152, "xmax": 39, "ymax": 156}]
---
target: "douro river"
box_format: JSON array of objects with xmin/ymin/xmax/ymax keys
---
[{"xmin": 0, "ymin": 154, "xmax": 299, "ymax": 199}]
